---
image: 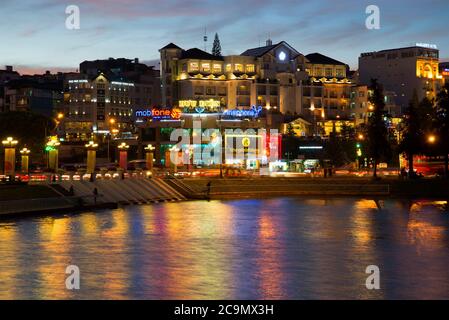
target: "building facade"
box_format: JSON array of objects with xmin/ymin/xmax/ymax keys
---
[
  {"xmin": 60, "ymin": 58, "xmax": 161, "ymax": 142},
  {"xmin": 160, "ymin": 40, "xmax": 310, "ymax": 115},
  {"xmin": 359, "ymin": 45, "xmax": 444, "ymax": 113}
]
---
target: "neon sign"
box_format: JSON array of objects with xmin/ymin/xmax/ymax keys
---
[
  {"xmin": 222, "ymin": 106, "xmax": 263, "ymax": 118},
  {"xmin": 179, "ymin": 99, "xmax": 221, "ymax": 108},
  {"xmin": 135, "ymin": 108, "xmax": 182, "ymax": 120},
  {"xmin": 416, "ymin": 43, "xmax": 438, "ymax": 49}
]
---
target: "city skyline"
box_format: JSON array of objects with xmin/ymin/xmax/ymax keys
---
[{"xmin": 1, "ymin": 0, "xmax": 448, "ymax": 74}]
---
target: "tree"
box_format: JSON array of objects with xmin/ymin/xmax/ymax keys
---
[
  {"xmin": 0, "ymin": 111, "xmax": 56, "ymax": 162},
  {"xmin": 325, "ymin": 133, "xmax": 344, "ymax": 167},
  {"xmin": 285, "ymin": 123, "xmax": 295, "ymax": 137},
  {"xmin": 366, "ymin": 79, "xmax": 391, "ymax": 178},
  {"xmin": 435, "ymin": 82, "xmax": 449, "ymax": 178},
  {"xmin": 398, "ymin": 92, "xmax": 422, "ymax": 177},
  {"xmin": 212, "ymin": 33, "xmax": 222, "ymax": 56}
]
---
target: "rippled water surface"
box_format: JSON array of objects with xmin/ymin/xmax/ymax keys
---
[{"xmin": 1, "ymin": 198, "xmax": 449, "ymax": 299}]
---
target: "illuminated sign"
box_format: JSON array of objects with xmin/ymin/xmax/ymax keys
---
[
  {"xmin": 442, "ymin": 69, "xmax": 449, "ymax": 77},
  {"xmin": 416, "ymin": 43, "xmax": 438, "ymax": 49},
  {"xmin": 223, "ymin": 106, "xmax": 263, "ymax": 118},
  {"xmin": 278, "ymin": 51, "xmax": 287, "ymax": 61},
  {"xmin": 179, "ymin": 99, "xmax": 221, "ymax": 108},
  {"xmin": 135, "ymin": 108, "xmax": 182, "ymax": 120},
  {"xmin": 299, "ymin": 146, "xmax": 323, "ymax": 150}
]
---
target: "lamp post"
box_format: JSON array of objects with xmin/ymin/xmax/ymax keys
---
[
  {"xmin": 356, "ymin": 133, "xmax": 364, "ymax": 170},
  {"xmin": 85, "ymin": 141, "xmax": 98, "ymax": 176},
  {"xmin": 20, "ymin": 147, "xmax": 31, "ymax": 174},
  {"xmin": 145, "ymin": 144, "xmax": 155, "ymax": 174},
  {"xmin": 46, "ymin": 138, "xmax": 61, "ymax": 172},
  {"xmin": 118, "ymin": 142, "xmax": 129, "ymax": 170},
  {"xmin": 2, "ymin": 137, "xmax": 18, "ymax": 178}
]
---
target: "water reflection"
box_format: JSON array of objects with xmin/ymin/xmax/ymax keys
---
[{"xmin": 0, "ymin": 198, "xmax": 448, "ymax": 299}]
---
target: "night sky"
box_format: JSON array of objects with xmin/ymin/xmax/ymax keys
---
[{"xmin": 1, "ymin": 0, "xmax": 448, "ymax": 74}]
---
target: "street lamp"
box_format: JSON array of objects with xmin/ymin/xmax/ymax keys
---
[
  {"xmin": 20, "ymin": 147, "xmax": 31, "ymax": 174},
  {"xmin": 2, "ymin": 137, "xmax": 18, "ymax": 177},
  {"xmin": 46, "ymin": 138, "xmax": 61, "ymax": 172},
  {"xmin": 427, "ymin": 134, "xmax": 436, "ymax": 144},
  {"xmin": 310, "ymin": 103, "xmax": 317, "ymax": 136},
  {"xmin": 145, "ymin": 144, "xmax": 156, "ymax": 173},
  {"xmin": 118, "ymin": 142, "xmax": 129, "ymax": 170},
  {"xmin": 85, "ymin": 141, "xmax": 98, "ymax": 175}
]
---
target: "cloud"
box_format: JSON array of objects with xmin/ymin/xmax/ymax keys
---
[{"xmin": 0, "ymin": 0, "xmax": 448, "ymax": 69}]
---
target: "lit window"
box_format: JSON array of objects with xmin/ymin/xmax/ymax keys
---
[
  {"xmin": 213, "ymin": 64, "xmax": 222, "ymax": 73},
  {"xmin": 190, "ymin": 62, "xmax": 199, "ymax": 72},
  {"xmin": 201, "ymin": 63, "xmax": 211, "ymax": 72},
  {"xmin": 246, "ymin": 64, "xmax": 255, "ymax": 73},
  {"xmin": 235, "ymin": 64, "xmax": 243, "ymax": 72},
  {"xmin": 225, "ymin": 64, "xmax": 232, "ymax": 72}
]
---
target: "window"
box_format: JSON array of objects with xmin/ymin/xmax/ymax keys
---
[
  {"xmin": 218, "ymin": 87, "xmax": 226, "ymax": 96},
  {"xmin": 336, "ymin": 68, "xmax": 345, "ymax": 77},
  {"xmin": 206, "ymin": 87, "xmax": 216, "ymax": 95},
  {"xmin": 235, "ymin": 64, "xmax": 244, "ymax": 72},
  {"xmin": 182, "ymin": 63, "xmax": 187, "ymax": 72},
  {"xmin": 325, "ymin": 68, "xmax": 333, "ymax": 77},
  {"xmin": 201, "ymin": 63, "xmax": 210, "ymax": 72},
  {"xmin": 225, "ymin": 64, "xmax": 232, "ymax": 72},
  {"xmin": 213, "ymin": 64, "xmax": 222, "ymax": 73},
  {"xmin": 246, "ymin": 64, "xmax": 255, "ymax": 73},
  {"xmin": 194, "ymin": 86, "xmax": 204, "ymax": 95},
  {"xmin": 190, "ymin": 62, "xmax": 199, "ymax": 72}
]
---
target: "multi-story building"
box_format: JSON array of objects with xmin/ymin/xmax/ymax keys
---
[
  {"xmin": 60, "ymin": 58, "xmax": 161, "ymax": 142},
  {"xmin": 160, "ymin": 40, "xmax": 309, "ymax": 114},
  {"xmin": 80, "ymin": 58, "xmax": 160, "ymax": 105},
  {"xmin": 303, "ymin": 53, "xmax": 352, "ymax": 122},
  {"xmin": 0, "ymin": 66, "xmax": 20, "ymax": 112},
  {"xmin": 440, "ymin": 62, "xmax": 449, "ymax": 83},
  {"xmin": 3, "ymin": 75, "xmax": 63, "ymax": 117},
  {"xmin": 359, "ymin": 45, "xmax": 444, "ymax": 113}
]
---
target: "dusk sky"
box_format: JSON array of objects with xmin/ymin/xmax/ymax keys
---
[{"xmin": 1, "ymin": 0, "xmax": 448, "ymax": 74}]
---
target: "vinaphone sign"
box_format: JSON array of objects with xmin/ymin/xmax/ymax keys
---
[{"xmin": 135, "ymin": 105, "xmax": 263, "ymax": 121}]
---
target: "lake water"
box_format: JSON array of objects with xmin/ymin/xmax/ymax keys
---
[{"xmin": 0, "ymin": 198, "xmax": 449, "ymax": 299}]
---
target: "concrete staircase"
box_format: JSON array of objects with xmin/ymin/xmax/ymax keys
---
[{"xmin": 59, "ymin": 178, "xmax": 186, "ymax": 205}]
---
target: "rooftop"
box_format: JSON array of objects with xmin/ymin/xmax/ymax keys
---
[
  {"xmin": 305, "ymin": 53, "xmax": 346, "ymax": 66},
  {"xmin": 180, "ymin": 48, "xmax": 224, "ymax": 61}
]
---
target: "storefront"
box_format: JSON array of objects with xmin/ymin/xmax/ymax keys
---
[{"xmin": 135, "ymin": 105, "xmax": 282, "ymax": 170}]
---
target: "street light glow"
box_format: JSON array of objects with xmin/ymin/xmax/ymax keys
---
[
  {"xmin": 2, "ymin": 137, "xmax": 18, "ymax": 147},
  {"xmin": 85, "ymin": 141, "xmax": 99, "ymax": 149},
  {"xmin": 145, "ymin": 144, "xmax": 155, "ymax": 152},
  {"xmin": 20, "ymin": 148, "xmax": 31, "ymax": 155},
  {"xmin": 118, "ymin": 142, "xmax": 130, "ymax": 150}
]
